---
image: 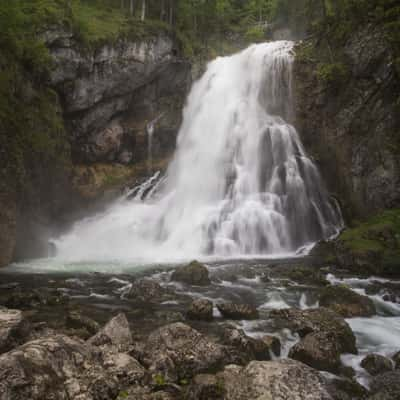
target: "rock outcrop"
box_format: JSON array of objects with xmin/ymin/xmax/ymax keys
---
[
  {"xmin": 45, "ymin": 28, "xmax": 190, "ymax": 166},
  {"xmin": 294, "ymin": 25, "xmax": 400, "ymax": 219},
  {"xmin": 0, "ymin": 27, "xmax": 191, "ymax": 267}
]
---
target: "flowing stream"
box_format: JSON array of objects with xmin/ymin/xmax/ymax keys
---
[{"xmin": 54, "ymin": 41, "xmax": 342, "ymax": 263}]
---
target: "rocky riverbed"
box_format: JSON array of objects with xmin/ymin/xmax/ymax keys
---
[{"xmin": 1, "ymin": 258, "xmax": 400, "ymax": 399}]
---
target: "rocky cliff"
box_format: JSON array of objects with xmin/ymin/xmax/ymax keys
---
[
  {"xmin": 293, "ymin": 25, "xmax": 400, "ymax": 220},
  {"xmin": 0, "ymin": 28, "xmax": 191, "ymax": 267}
]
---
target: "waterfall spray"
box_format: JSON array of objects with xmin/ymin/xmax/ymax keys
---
[{"xmin": 55, "ymin": 41, "xmax": 342, "ymax": 262}]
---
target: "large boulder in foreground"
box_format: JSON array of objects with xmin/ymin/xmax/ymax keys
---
[
  {"xmin": 141, "ymin": 322, "xmax": 228, "ymax": 382},
  {"xmin": 0, "ymin": 335, "xmax": 118, "ymax": 400},
  {"xmin": 217, "ymin": 359, "xmax": 332, "ymax": 400},
  {"xmin": 171, "ymin": 261, "xmax": 211, "ymax": 286},
  {"xmin": 0, "ymin": 308, "xmax": 29, "ymax": 354},
  {"xmin": 319, "ymin": 285, "xmax": 376, "ymax": 318}
]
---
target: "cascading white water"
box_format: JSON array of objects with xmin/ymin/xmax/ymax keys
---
[{"xmin": 55, "ymin": 41, "xmax": 342, "ymax": 262}]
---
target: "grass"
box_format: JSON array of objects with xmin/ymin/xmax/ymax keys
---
[{"xmin": 71, "ymin": 1, "xmax": 173, "ymax": 47}]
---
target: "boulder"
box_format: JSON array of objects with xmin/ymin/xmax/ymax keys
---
[
  {"xmin": 127, "ymin": 279, "xmax": 176, "ymax": 304},
  {"xmin": 186, "ymin": 374, "xmax": 225, "ymax": 399},
  {"xmin": 141, "ymin": 322, "xmax": 228, "ymax": 382},
  {"xmin": 171, "ymin": 261, "xmax": 211, "ymax": 286},
  {"xmin": 216, "ymin": 303, "xmax": 259, "ymax": 320},
  {"xmin": 368, "ymin": 370, "xmax": 400, "ymax": 399},
  {"xmin": 187, "ymin": 299, "xmax": 213, "ymax": 321},
  {"xmin": 66, "ymin": 310, "xmax": 100, "ymax": 335},
  {"xmin": 0, "ymin": 334, "xmax": 118, "ymax": 400},
  {"xmin": 218, "ymin": 359, "xmax": 333, "ymax": 400},
  {"xmin": 289, "ymin": 331, "xmax": 346, "ymax": 373},
  {"xmin": 102, "ymin": 350, "xmax": 146, "ymax": 386},
  {"xmin": 326, "ymin": 377, "xmax": 369, "ymax": 400},
  {"xmin": 261, "ymin": 335, "xmax": 281, "ymax": 357},
  {"xmin": 361, "ymin": 353, "xmax": 393, "ymax": 376},
  {"xmin": 0, "ymin": 308, "xmax": 29, "ymax": 354},
  {"xmin": 319, "ymin": 285, "xmax": 376, "ymax": 318},
  {"xmin": 221, "ymin": 326, "xmax": 271, "ymax": 363},
  {"xmin": 4, "ymin": 289, "xmax": 67, "ymax": 309},
  {"xmin": 88, "ymin": 313, "xmax": 132, "ymax": 348},
  {"xmin": 270, "ymin": 308, "xmax": 357, "ymax": 354},
  {"xmin": 271, "ymin": 308, "xmax": 357, "ymax": 373}
]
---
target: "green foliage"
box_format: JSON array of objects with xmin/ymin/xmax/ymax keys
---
[
  {"xmin": 153, "ymin": 374, "xmax": 166, "ymax": 386},
  {"xmin": 117, "ymin": 391, "xmax": 129, "ymax": 399},
  {"xmin": 316, "ymin": 62, "xmax": 349, "ymax": 87},
  {"xmin": 245, "ymin": 26, "xmax": 266, "ymax": 43}
]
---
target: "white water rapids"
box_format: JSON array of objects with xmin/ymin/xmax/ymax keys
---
[{"xmin": 55, "ymin": 41, "xmax": 342, "ymax": 263}]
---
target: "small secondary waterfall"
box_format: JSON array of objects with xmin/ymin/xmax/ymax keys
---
[{"xmin": 55, "ymin": 41, "xmax": 342, "ymax": 262}]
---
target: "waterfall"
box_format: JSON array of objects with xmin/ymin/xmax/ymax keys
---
[{"xmin": 55, "ymin": 41, "xmax": 342, "ymax": 262}]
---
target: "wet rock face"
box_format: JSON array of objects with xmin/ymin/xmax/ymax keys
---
[
  {"xmin": 218, "ymin": 359, "xmax": 333, "ymax": 400},
  {"xmin": 171, "ymin": 261, "xmax": 211, "ymax": 286},
  {"xmin": 45, "ymin": 29, "xmax": 191, "ymax": 165},
  {"xmin": 141, "ymin": 322, "xmax": 228, "ymax": 382},
  {"xmin": 361, "ymin": 353, "xmax": 394, "ymax": 376},
  {"xmin": 319, "ymin": 285, "xmax": 376, "ymax": 318},
  {"xmin": 217, "ymin": 303, "xmax": 259, "ymax": 320},
  {"xmin": 294, "ymin": 25, "xmax": 400, "ymax": 217}
]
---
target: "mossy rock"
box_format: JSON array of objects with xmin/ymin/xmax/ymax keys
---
[
  {"xmin": 334, "ymin": 209, "xmax": 400, "ymax": 276},
  {"xmin": 319, "ymin": 285, "xmax": 376, "ymax": 318}
]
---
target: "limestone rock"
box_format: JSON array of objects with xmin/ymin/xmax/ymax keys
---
[
  {"xmin": 88, "ymin": 313, "xmax": 132, "ymax": 348},
  {"xmin": 187, "ymin": 299, "xmax": 213, "ymax": 321},
  {"xmin": 218, "ymin": 359, "xmax": 333, "ymax": 400},
  {"xmin": 221, "ymin": 326, "xmax": 271, "ymax": 363},
  {"xmin": 361, "ymin": 353, "xmax": 393, "ymax": 376},
  {"xmin": 368, "ymin": 370, "xmax": 400, "ymax": 399},
  {"xmin": 66, "ymin": 311, "xmax": 100, "ymax": 335},
  {"xmin": 171, "ymin": 261, "xmax": 211, "ymax": 286},
  {"xmin": 186, "ymin": 374, "xmax": 225, "ymax": 399},
  {"xmin": 141, "ymin": 322, "xmax": 227, "ymax": 382},
  {"xmin": 0, "ymin": 335, "xmax": 117, "ymax": 400},
  {"xmin": 319, "ymin": 285, "xmax": 376, "ymax": 318},
  {"xmin": 216, "ymin": 303, "xmax": 259, "ymax": 320},
  {"xmin": 0, "ymin": 308, "xmax": 29, "ymax": 354},
  {"xmin": 127, "ymin": 279, "xmax": 175, "ymax": 304}
]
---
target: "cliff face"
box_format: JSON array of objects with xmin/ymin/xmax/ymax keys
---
[
  {"xmin": 45, "ymin": 29, "xmax": 190, "ymax": 166},
  {"xmin": 293, "ymin": 26, "xmax": 400, "ymax": 220},
  {"xmin": 0, "ymin": 29, "xmax": 191, "ymax": 267}
]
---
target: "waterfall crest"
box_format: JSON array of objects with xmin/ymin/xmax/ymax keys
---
[{"xmin": 55, "ymin": 41, "xmax": 342, "ymax": 262}]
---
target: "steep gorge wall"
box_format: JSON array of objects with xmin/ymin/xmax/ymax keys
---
[
  {"xmin": 293, "ymin": 26, "xmax": 400, "ymax": 220},
  {"xmin": 0, "ymin": 28, "xmax": 191, "ymax": 267}
]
